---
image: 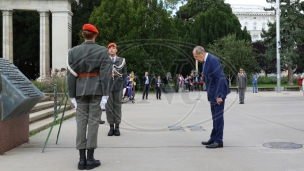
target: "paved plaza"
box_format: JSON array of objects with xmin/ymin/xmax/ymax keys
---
[{"xmin": 1, "ymin": 91, "xmax": 304, "ymax": 171}]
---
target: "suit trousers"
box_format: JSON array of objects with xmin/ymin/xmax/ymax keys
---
[
  {"xmin": 209, "ymin": 100, "xmax": 225, "ymax": 144},
  {"xmin": 156, "ymin": 87, "xmax": 161, "ymax": 99},
  {"xmin": 142, "ymin": 84, "xmax": 150, "ymax": 99},
  {"xmin": 76, "ymin": 95, "xmax": 102, "ymax": 150},
  {"xmin": 106, "ymin": 90, "xmax": 122, "ymax": 124},
  {"xmin": 239, "ymin": 88, "xmax": 245, "ymax": 102}
]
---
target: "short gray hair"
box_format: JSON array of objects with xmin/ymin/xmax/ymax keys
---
[{"xmin": 193, "ymin": 46, "xmax": 206, "ymax": 54}]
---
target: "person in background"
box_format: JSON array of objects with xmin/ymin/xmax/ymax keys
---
[
  {"xmin": 184, "ymin": 75, "xmax": 189, "ymax": 90},
  {"xmin": 236, "ymin": 68, "xmax": 247, "ymax": 104},
  {"xmin": 299, "ymin": 73, "xmax": 303, "ymax": 92},
  {"xmin": 252, "ymin": 75, "xmax": 258, "ymax": 93},
  {"xmin": 163, "ymin": 73, "xmax": 169, "ymax": 93},
  {"xmin": 174, "ymin": 74, "xmax": 179, "ymax": 92},
  {"xmin": 155, "ymin": 75, "xmax": 162, "ymax": 100},
  {"xmin": 51, "ymin": 68, "xmax": 59, "ymax": 78},
  {"xmin": 106, "ymin": 42, "xmax": 127, "ymax": 137},
  {"xmin": 142, "ymin": 71, "xmax": 151, "ymax": 99},
  {"xmin": 301, "ymin": 71, "xmax": 304, "ymax": 98}
]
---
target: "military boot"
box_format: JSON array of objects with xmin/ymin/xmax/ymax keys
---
[
  {"xmin": 85, "ymin": 149, "xmax": 101, "ymax": 170},
  {"xmin": 114, "ymin": 124, "xmax": 120, "ymax": 136},
  {"xmin": 108, "ymin": 124, "xmax": 114, "ymax": 136},
  {"xmin": 78, "ymin": 149, "xmax": 86, "ymax": 170}
]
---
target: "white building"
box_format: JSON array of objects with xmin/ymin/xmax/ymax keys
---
[{"xmin": 231, "ymin": 4, "xmax": 275, "ymax": 42}]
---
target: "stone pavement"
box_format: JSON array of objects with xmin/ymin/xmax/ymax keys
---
[{"xmin": 1, "ymin": 91, "xmax": 304, "ymax": 171}]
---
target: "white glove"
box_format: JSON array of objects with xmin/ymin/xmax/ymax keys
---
[
  {"xmin": 100, "ymin": 96, "xmax": 109, "ymax": 109},
  {"xmin": 71, "ymin": 98, "xmax": 77, "ymax": 109}
]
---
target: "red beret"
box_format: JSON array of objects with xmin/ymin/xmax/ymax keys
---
[
  {"xmin": 82, "ymin": 24, "xmax": 99, "ymax": 34},
  {"xmin": 108, "ymin": 43, "xmax": 117, "ymax": 48}
]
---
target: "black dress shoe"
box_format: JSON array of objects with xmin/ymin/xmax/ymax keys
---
[
  {"xmin": 99, "ymin": 120, "xmax": 105, "ymax": 124},
  {"xmin": 206, "ymin": 142, "xmax": 223, "ymax": 148},
  {"xmin": 201, "ymin": 140, "xmax": 213, "ymax": 145}
]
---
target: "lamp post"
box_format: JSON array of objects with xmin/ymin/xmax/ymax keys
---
[{"xmin": 276, "ymin": 0, "xmax": 281, "ymax": 93}]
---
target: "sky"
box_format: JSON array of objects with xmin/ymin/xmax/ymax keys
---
[{"xmin": 225, "ymin": 0, "xmax": 271, "ymax": 7}]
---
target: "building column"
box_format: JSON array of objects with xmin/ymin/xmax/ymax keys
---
[
  {"xmin": 2, "ymin": 10, "xmax": 13, "ymax": 63},
  {"xmin": 51, "ymin": 10, "xmax": 73, "ymax": 71},
  {"xmin": 37, "ymin": 11, "xmax": 50, "ymax": 82}
]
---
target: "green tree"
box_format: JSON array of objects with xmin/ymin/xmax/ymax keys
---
[
  {"xmin": 208, "ymin": 34, "xmax": 259, "ymax": 86},
  {"xmin": 71, "ymin": 0, "xmax": 102, "ymax": 46},
  {"xmin": 90, "ymin": 0, "xmax": 179, "ymax": 81},
  {"xmin": 176, "ymin": 0, "xmax": 231, "ymax": 20},
  {"xmin": 264, "ymin": 0, "xmax": 304, "ymax": 85},
  {"xmin": 192, "ymin": 8, "xmax": 251, "ymax": 46}
]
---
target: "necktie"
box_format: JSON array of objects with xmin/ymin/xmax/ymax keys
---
[{"xmin": 112, "ymin": 58, "xmax": 115, "ymax": 63}]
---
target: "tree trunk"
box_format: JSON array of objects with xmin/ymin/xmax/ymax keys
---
[{"xmin": 287, "ymin": 66, "xmax": 294, "ymax": 85}]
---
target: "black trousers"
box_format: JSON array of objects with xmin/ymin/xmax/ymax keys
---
[
  {"xmin": 156, "ymin": 87, "xmax": 161, "ymax": 99},
  {"xmin": 142, "ymin": 84, "xmax": 150, "ymax": 99}
]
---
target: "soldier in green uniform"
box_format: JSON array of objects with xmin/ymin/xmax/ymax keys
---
[
  {"xmin": 67, "ymin": 24, "xmax": 110, "ymax": 170},
  {"xmin": 236, "ymin": 68, "xmax": 247, "ymax": 104},
  {"xmin": 105, "ymin": 42, "xmax": 127, "ymax": 136}
]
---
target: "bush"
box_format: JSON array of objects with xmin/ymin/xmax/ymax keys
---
[
  {"xmin": 32, "ymin": 77, "xmax": 67, "ymax": 93},
  {"xmin": 246, "ymin": 76, "xmax": 297, "ymax": 85}
]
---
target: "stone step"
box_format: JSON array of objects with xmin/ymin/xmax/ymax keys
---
[
  {"xmin": 29, "ymin": 109, "xmax": 76, "ymax": 134},
  {"xmin": 29, "ymin": 105, "xmax": 71, "ymax": 124},
  {"xmin": 30, "ymin": 101, "xmax": 59, "ymax": 113},
  {"xmin": 40, "ymin": 96, "xmax": 51, "ymax": 102}
]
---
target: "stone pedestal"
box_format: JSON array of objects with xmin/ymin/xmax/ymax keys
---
[{"xmin": 0, "ymin": 103, "xmax": 29, "ymax": 155}]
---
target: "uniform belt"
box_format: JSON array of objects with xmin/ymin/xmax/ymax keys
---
[
  {"xmin": 109, "ymin": 74, "xmax": 120, "ymax": 77},
  {"xmin": 78, "ymin": 72, "xmax": 100, "ymax": 78}
]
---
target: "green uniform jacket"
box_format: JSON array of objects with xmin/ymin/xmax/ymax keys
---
[
  {"xmin": 67, "ymin": 41, "xmax": 111, "ymax": 98},
  {"xmin": 107, "ymin": 57, "xmax": 127, "ymax": 92}
]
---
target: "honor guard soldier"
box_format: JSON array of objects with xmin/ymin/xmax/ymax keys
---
[
  {"xmin": 106, "ymin": 42, "xmax": 127, "ymax": 136},
  {"xmin": 67, "ymin": 24, "xmax": 110, "ymax": 170}
]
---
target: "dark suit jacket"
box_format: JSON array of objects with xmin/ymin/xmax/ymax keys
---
[
  {"xmin": 107, "ymin": 57, "xmax": 127, "ymax": 91},
  {"xmin": 163, "ymin": 76, "xmax": 168, "ymax": 84},
  {"xmin": 142, "ymin": 75, "xmax": 152, "ymax": 86},
  {"xmin": 202, "ymin": 54, "xmax": 230, "ymax": 103},
  {"xmin": 155, "ymin": 79, "xmax": 162, "ymax": 88},
  {"xmin": 67, "ymin": 41, "xmax": 110, "ymax": 98}
]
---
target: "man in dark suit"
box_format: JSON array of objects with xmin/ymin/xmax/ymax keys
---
[
  {"xmin": 162, "ymin": 74, "xmax": 169, "ymax": 93},
  {"xmin": 142, "ymin": 71, "xmax": 151, "ymax": 100},
  {"xmin": 193, "ymin": 46, "xmax": 230, "ymax": 148},
  {"xmin": 105, "ymin": 42, "xmax": 127, "ymax": 136},
  {"xmin": 67, "ymin": 24, "xmax": 109, "ymax": 170}
]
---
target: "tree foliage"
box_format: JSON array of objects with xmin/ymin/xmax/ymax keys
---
[
  {"xmin": 176, "ymin": 0, "xmax": 231, "ymax": 20},
  {"xmin": 208, "ymin": 34, "xmax": 259, "ymax": 86},
  {"xmin": 71, "ymin": 0, "xmax": 102, "ymax": 46},
  {"xmin": 263, "ymin": 0, "xmax": 304, "ymax": 85},
  {"xmin": 192, "ymin": 8, "xmax": 251, "ymax": 46},
  {"xmin": 252, "ymin": 41, "xmax": 276, "ymax": 76},
  {"xmin": 89, "ymin": 0, "xmax": 179, "ymax": 81}
]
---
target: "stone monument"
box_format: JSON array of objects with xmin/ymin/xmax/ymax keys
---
[{"xmin": 0, "ymin": 58, "xmax": 44, "ymax": 154}]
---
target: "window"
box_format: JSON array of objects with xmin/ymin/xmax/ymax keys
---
[
  {"xmin": 262, "ymin": 22, "xmax": 266, "ymax": 30},
  {"xmin": 253, "ymin": 22, "xmax": 257, "ymax": 30}
]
